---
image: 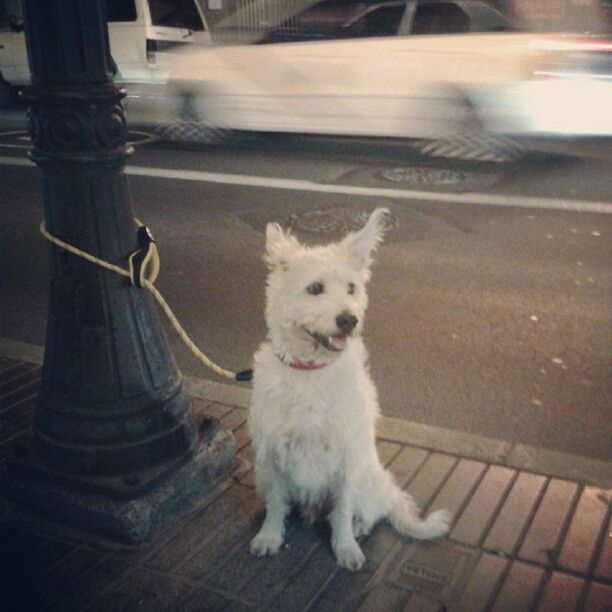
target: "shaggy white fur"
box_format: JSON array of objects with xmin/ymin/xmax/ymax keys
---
[{"xmin": 248, "ymin": 207, "xmax": 449, "ymax": 571}]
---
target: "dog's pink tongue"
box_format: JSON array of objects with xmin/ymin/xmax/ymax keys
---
[{"xmin": 329, "ymin": 335, "xmax": 348, "ymax": 351}]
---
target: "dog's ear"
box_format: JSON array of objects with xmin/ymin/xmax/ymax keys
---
[
  {"xmin": 341, "ymin": 208, "xmax": 391, "ymax": 269},
  {"xmin": 265, "ymin": 223, "xmax": 299, "ymax": 271}
]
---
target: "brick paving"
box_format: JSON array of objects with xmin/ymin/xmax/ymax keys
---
[{"xmin": 0, "ymin": 355, "xmax": 611, "ymax": 611}]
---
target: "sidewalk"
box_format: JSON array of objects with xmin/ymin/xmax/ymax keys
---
[{"xmin": 0, "ymin": 339, "xmax": 610, "ymax": 611}]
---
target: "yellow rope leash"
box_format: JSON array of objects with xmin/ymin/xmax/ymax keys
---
[{"xmin": 39, "ymin": 221, "xmax": 252, "ymax": 382}]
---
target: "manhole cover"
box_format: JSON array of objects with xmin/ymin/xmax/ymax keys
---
[
  {"xmin": 288, "ymin": 207, "xmax": 398, "ymax": 236},
  {"xmin": 379, "ymin": 166, "xmax": 500, "ymax": 191},
  {"xmin": 383, "ymin": 540, "xmax": 478, "ymax": 603}
]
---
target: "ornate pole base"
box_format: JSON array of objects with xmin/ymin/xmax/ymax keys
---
[{"xmin": 2, "ymin": 420, "xmax": 235, "ymax": 545}]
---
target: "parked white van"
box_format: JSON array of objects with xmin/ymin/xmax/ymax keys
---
[{"xmin": 0, "ymin": 0, "xmax": 213, "ymax": 106}]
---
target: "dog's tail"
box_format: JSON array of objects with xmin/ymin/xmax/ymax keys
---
[{"xmin": 389, "ymin": 490, "xmax": 450, "ymax": 540}]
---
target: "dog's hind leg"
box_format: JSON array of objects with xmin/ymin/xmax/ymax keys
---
[{"xmin": 250, "ymin": 468, "xmax": 290, "ymax": 557}]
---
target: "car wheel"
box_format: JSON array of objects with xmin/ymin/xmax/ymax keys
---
[
  {"xmin": 154, "ymin": 86, "xmax": 227, "ymax": 144},
  {"xmin": 411, "ymin": 93, "xmax": 524, "ymax": 163}
]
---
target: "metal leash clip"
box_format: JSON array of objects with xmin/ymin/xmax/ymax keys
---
[{"xmin": 128, "ymin": 225, "xmax": 160, "ymax": 288}]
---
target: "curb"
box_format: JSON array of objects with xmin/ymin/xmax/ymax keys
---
[{"xmin": 1, "ymin": 337, "xmax": 610, "ymax": 489}]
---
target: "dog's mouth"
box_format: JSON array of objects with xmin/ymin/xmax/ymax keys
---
[{"xmin": 306, "ymin": 330, "xmax": 349, "ymax": 352}]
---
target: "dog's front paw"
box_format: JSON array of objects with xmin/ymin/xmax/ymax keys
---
[
  {"xmin": 250, "ymin": 530, "xmax": 283, "ymax": 557},
  {"xmin": 334, "ymin": 539, "xmax": 366, "ymax": 571}
]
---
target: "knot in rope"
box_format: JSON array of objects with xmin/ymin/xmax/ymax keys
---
[{"xmin": 39, "ymin": 220, "xmax": 253, "ymax": 383}]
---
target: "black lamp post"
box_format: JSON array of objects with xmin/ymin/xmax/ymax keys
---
[{"xmin": 0, "ymin": 0, "xmax": 235, "ymax": 544}]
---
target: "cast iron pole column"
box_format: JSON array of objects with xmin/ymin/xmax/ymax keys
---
[{"xmin": 1, "ymin": 0, "xmax": 235, "ymax": 544}]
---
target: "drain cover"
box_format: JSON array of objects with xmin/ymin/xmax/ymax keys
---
[
  {"xmin": 288, "ymin": 207, "xmax": 398, "ymax": 236},
  {"xmin": 384, "ymin": 540, "xmax": 477, "ymax": 602},
  {"xmin": 379, "ymin": 166, "xmax": 500, "ymax": 191}
]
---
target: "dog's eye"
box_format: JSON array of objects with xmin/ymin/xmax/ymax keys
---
[
  {"xmin": 307, "ymin": 281, "xmax": 324, "ymax": 296},
  {"xmin": 347, "ymin": 283, "xmax": 356, "ymax": 295}
]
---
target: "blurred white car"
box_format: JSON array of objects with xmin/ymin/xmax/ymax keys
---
[{"xmin": 163, "ymin": 0, "xmax": 612, "ymax": 159}]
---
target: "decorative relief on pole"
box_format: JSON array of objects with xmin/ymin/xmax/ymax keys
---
[
  {"xmin": 95, "ymin": 104, "xmax": 128, "ymax": 149},
  {"xmin": 26, "ymin": 87, "xmax": 131, "ymax": 163}
]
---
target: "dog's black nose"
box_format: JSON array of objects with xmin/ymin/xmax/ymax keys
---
[{"xmin": 336, "ymin": 312, "xmax": 358, "ymax": 334}]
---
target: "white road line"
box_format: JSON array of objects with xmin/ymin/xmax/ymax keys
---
[{"xmin": 1, "ymin": 155, "xmax": 610, "ymax": 214}]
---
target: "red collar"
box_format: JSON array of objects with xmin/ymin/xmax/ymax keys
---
[{"xmin": 277, "ymin": 354, "xmax": 330, "ymax": 371}]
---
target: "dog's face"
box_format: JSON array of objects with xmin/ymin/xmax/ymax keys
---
[{"xmin": 264, "ymin": 208, "xmax": 390, "ymax": 362}]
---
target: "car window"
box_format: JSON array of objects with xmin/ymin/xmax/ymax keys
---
[
  {"xmin": 459, "ymin": 1, "xmax": 514, "ymax": 32},
  {"xmin": 346, "ymin": 5, "xmax": 408, "ymax": 37},
  {"xmin": 148, "ymin": 0, "xmax": 205, "ymax": 31},
  {"xmin": 411, "ymin": 2, "xmax": 471, "ymax": 35},
  {"xmin": 106, "ymin": 0, "xmax": 137, "ymax": 22},
  {"xmin": 260, "ymin": 1, "xmax": 363, "ymax": 43}
]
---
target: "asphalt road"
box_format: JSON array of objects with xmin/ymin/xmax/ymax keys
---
[{"xmin": 0, "ymin": 123, "xmax": 610, "ymax": 461}]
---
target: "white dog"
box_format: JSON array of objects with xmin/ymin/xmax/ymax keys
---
[{"xmin": 248, "ymin": 207, "xmax": 449, "ymax": 571}]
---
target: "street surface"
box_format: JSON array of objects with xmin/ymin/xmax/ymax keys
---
[{"xmin": 0, "ymin": 115, "xmax": 610, "ymax": 460}]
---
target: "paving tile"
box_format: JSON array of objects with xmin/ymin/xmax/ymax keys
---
[
  {"xmin": 483, "ymin": 472, "xmax": 547, "ymax": 555},
  {"xmin": 208, "ymin": 517, "xmax": 302, "ymax": 593},
  {"xmin": 582, "ymin": 581, "xmax": 612, "ymax": 612},
  {"xmin": 388, "ymin": 446, "xmax": 429, "ymax": 489},
  {"xmin": 35, "ymin": 546, "xmax": 107, "ymax": 610},
  {"xmin": 45, "ymin": 550, "xmax": 149, "ymax": 611},
  {"xmin": 220, "ymin": 408, "xmax": 248, "ymax": 432},
  {"xmin": 451, "ymin": 465, "xmax": 515, "ymax": 546},
  {"xmin": 536, "ymin": 571, "xmax": 584, "ymax": 612},
  {"xmin": 402, "ymin": 593, "xmax": 443, "ymax": 611},
  {"xmin": 383, "ymin": 539, "xmax": 477, "ymax": 607},
  {"xmin": 357, "ymin": 584, "xmax": 408, "ymax": 611},
  {"xmin": 428, "ymin": 459, "xmax": 487, "ymax": 523},
  {"xmin": 231, "ymin": 445, "xmax": 255, "ymax": 486},
  {"xmin": 0, "ymin": 395, "xmax": 36, "ymax": 441},
  {"xmin": 491, "ymin": 560, "xmax": 545, "ymax": 612},
  {"xmin": 145, "ymin": 485, "xmax": 253, "ymax": 572},
  {"xmin": 376, "ymin": 439, "xmax": 402, "ymax": 467},
  {"xmin": 0, "ymin": 362, "xmax": 37, "ymax": 386},
  {"xmin": 239, "ymin": 470, "xmax": 256, "ymax": 488},
  {"xmin": 0, "ymin": 363, "xmax": 40, "ymax": 394},
  {"xmin": 231, "ymin": 444, "xmax": 254, "ymax": 473},
  {"xmin": 519, "ymin": 479, "xmax": 579, "ymax": 566},
  {"xmin": 0, "ymin": 359, "xmax": 21, "ymax": 375},
  {"xmin": 309, "ymin": 525, "xmax": 399, "ymax": 612},
  {"xmin": 191, "ymin": 398, "xmax": 234, "ymax": 421},
  {"xmin": 264, "ymin": 543, "xmax": 338, "ymax": 611},
  {"xmin": 0, "ymin": 379, "xmax": 40, "ymax": 412},
  {"xmin": 239, "ymin": 524, "xmax": 324, "ymax": 607},
  {"xmin": 0, "ymin": 430, "xmax": 28, "ymax": 463},
  {"xmin": 456, "ymin": 552, "xmax": 508, "ymax": 612},
  {"xmin": 558, "ymin": 486, "xmax": 610, "ymax": 574},
  {"xmin": 404, "ymin": 453, "xmax": 458, "ymax": 511},
  {"xmin": 233, "ymin": 423, "xmax": 251, "ymax": 451},
  {"xmin": 86, "ymin": 567, "xmax": 195, "ymax": 612},
  {"xmin": 185, "ymin": 377, "xmax": 251, "ymax": 410},
  {"xmin": 175, "ymin": 485, "xmax": 261, "ymax": 581},
  {"xmin": 178, "ymin": 588, "xmax": 253, "ymax": 611},
  {"xmin": 595, "ymin": 517, "xmax": 612, "ymax": 581}
]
